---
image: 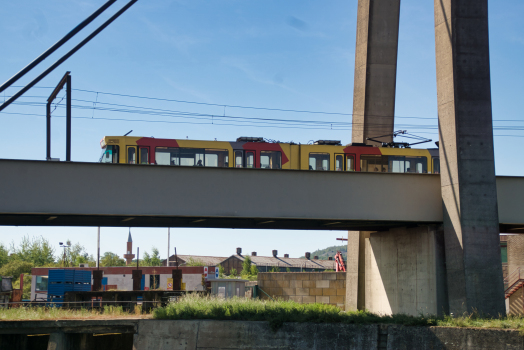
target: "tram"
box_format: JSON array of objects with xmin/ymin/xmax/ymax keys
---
[{"xmin": 99, "ymin": 136, "xmax": 440, "ymax": 174}]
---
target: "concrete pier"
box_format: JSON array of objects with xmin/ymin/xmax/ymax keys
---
[
  {"xmin": 352, "ymin": 0, "xmax": 401, "ymax": 145},
  {"xmin": 347, "ymin": 226, "xmax": 449, "ymax": 316},
  {"xmin": 434, "ymin": 0, "xmax": 505, "ymax": 316}
]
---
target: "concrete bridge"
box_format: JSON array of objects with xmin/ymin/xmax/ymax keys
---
[{"xmin": 0, "ymin": 159, "xmax": 522, "ymax": 232}]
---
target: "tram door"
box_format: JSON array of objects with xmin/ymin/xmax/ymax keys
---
[
  {"xmin": 233, "ymin": 150, "xmax": 255, "ymax": 168},
  {"xmin": 127, "ymin": 146, "xmax": 137, "ymax": 164},
  {"xmin": 334, "ymin": 154, "xmax": 355, "ymax": 171},
  {"xmin": 139, "ymin": 146, "xmax": 150, "ymax": 164}
]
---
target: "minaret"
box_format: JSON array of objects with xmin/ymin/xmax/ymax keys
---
[{"xmin": 124, "ymin": 231, "xmax": 135, "ymax": 265}]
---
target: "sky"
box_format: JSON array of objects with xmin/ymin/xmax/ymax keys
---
[{"xmin": 0, "ymin": 0, "xmax": 523, "ymax": 262}]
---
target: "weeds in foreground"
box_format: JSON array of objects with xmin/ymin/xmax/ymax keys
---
[
  {"xmin": 153, "ymin": 294, "xmax": 524, "ymax": 332},
  {"xmin": 0, "ymin": 305, "xmax": 148, "ymax": 321}
]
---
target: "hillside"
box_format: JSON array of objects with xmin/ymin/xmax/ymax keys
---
[{"xmin": 301, "ymin": 245, "xmax": 347, "ymax": 260}]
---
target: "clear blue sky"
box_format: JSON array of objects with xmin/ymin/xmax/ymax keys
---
[{"xmin": 0, "ymin": 0, "xmax": 522, "ymax": 262}]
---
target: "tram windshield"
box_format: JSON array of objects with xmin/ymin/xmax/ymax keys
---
[{"xmin": 99, "ymin": 145, "xmax": 119, "ymax": 163}]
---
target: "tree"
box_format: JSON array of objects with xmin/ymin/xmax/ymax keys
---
[
  {"xmin": 10, "ymin": 236, "xmax": 55, "ymax": 267},
  {"xmin": 241, "ymin": 256, "xmax": 252, "ymax": 274},
  {"xmin": 100, "ymin": 252, "xmax": 125, "ymax": 267},
  {"xmin": 270, "ymin": 266, "xmax": 280, "ymax": 273},
  {"xmin": 0, "ymin": 244, "xmax": 9, "ymax": 268},
  {"xmin": 64, "ymin": 240, "xmax": 95, "ymax": 267},
  {"xmin": 218, "ymin": 264, "xmax": 225, "ymax": 278},
  {"xmin": 185, "ymin": 257, "xmax": 205, "ymax": 267},
  {"xmin": 230, "ymin": 268, "xmax": 238, "ymax": 277},
  {"xmin": 0, "ymin": 260, "xmax": 33, "ymax": 278},
  {"xmin": 250, "ymin": 264, "xmax": 258, "ymax": 276},
  {"xmin": 140, "ymin": 247, "xmax": 162, "ymax": 266}
]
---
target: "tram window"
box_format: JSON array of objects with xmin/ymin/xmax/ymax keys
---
[
  {"xmin": 335, "ymin": 155, "xmax": 343, "ymax": 171},
  {"xmin": 127, "ymin": 147, "xmax": 136, "ymax": 164},
  {"xmin": 361, "ymin": 155, "xmax": 388, "ymax": 172},
  {"xmin": 261, "ymin": 151, "xmax": 281, "ymax": 169},
  {"xmin": 234, "ymin": 151, "xmax": 243, "ymax": 168},
  {"xmin": 205, "ymin": 149, "xmax": 229, "ymax": 167},
  {"xmin": 140, "ymin": 148, "xmax": 149, "ymax": 164},
  {"xmin": 433, "ymin": 158, "xmax": 440, "ymax": 174},
  {"xmin": 155, "ymin": 147, "xmax": 178, "ymax": 165},
  {"xmin": 309, "ymin": 153, "xmax": 330, "ymax": 171},
  {"xmin": 406, "ymin": 157, "xmax": 427, "ymax": 173},
  {"xmin": 246, "ymin": 152, "xmax": 254, "ymax": 168},
  {"xmin": 389, "ymin": 156, "xmax": 405, "ymax": 173},
  {"xmin": 346, "ymin": 155, "xmax": 355, "ymax": 171}
]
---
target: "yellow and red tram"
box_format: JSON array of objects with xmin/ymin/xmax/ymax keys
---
[{"xmin": 99, "ymin": 136, "xmax": 440, "ymax": 174}]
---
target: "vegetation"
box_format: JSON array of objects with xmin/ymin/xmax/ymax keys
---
[
  {"xmin": 0, "ymin": 305, "xmax": 148, "ymax": 321},
  {"xmin": 101, "ymin": 252, "xmax": 126, "ymax": 267},
  {"xmin": 141, "ymin": 247, "xmax": 163, "ymax": 266},
  {"xmin": 230, "ymin": 268, "xmax": 238, "ymax": 277},
  {"xmin": 217, "ymin": 264, "xmax": 226, "ymax": 278},
  {"xmin": 301, "ymin": 245, "xmax": 347, "ymax": 260},
  {"xmin": 153, "ymin": 294, "xmax": 524, "ymax": 332},
  {"xmin": 185, "ymin": 257, "xmax": 205, "ymax": 267}
]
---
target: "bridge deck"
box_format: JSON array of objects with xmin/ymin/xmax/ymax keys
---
[{"xmin": 0, "ymin": 159, "xmax": 521, "ymax": 231}]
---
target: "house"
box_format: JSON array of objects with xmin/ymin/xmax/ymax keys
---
[
  {"xmin": 220, "ymin": 248, "xmax": 336, "ymax": 275},
  {"xmin": 162, "ymin": 255, "xmax": 227, "ymax": 267}
]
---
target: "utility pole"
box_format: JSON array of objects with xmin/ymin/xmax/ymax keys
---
[{"xmin": 167, "ymin": 228, "xmax": 170, "ymax": 267}]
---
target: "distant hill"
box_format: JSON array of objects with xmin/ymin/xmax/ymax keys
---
[{"xmin": 301, "ymin": 245, "xmax": 347, "ymax": 260}]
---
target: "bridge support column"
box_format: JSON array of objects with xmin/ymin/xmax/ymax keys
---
[
  {"xmin": 352, "ymin": 0, "xmax": 401, "ymax": 144},
  {"xmin": 434, "ymin": 0, "xmax": 505, "ymax": 315},
  {"xmin": 345, "ymin": 231, "xmax": 369, "ymax": 311},
  {"xmin": 347, "ymin": 226, "xmax": 448, "ymax": 316}
]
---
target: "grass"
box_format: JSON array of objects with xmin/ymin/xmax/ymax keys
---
[
  {"xmin": 153, "ymin": 294, "xmax": 524, "ymax": 332},
  {"xmin": 0, "ymin": 305, "xmax": 150, "ymax": 321}
]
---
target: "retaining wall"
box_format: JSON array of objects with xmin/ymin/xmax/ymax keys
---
[
  {"xmin": 257, "ymin": 272, "xmax": 346, "ymax": 310},
  {"xmin": 0, "ymin": 319, "xmax": 523, "ymax": 349}
]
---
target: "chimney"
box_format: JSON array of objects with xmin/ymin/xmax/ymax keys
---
[
  {"xmin": 251, "ymin": 252, "xmax": 257, "ymax": 256},
  {"xmin": 314, "ymin": 256, "xmax": 319, "ymax": 260},
  {"xmin": 272, "ymin": 250, "xmax": 278, "ymax": 257},
  {"xmin": 328, "ymin": 257, "xmax": 333, "ymax": 260},
  {"xmin": 284, "ymin": 254, "xmax": 289, "ymax": 258},
  {"xmin": 305, "ymin": 252, "xmax": 311, "ymax": 260},
  {"xmin": 236, "ymin": 247, "xmax": 242, "ymax": 255}
]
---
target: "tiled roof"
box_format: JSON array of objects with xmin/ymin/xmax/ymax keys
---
[
  {"xmin": 228, "ymin": 255, "xmax": 336, "ymax": 270},
  {"xmin": 166, "ymin": 255, "xmax": 227, "ymax": 266}
]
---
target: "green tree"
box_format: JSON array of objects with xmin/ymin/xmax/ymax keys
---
[
  {"xmin": 241, "ymin": 256, "xmax": 252, "ymax": 274},
  {"xmin": 270, "ymin": 266, "xmax": 280, "ymax": 273},
  {"xmin": 0, "ymin": 260, "xmax": 33, "ymax": 278},
  {"xmin": 100, "ymin": 252, "xmax": 125, "ymax": 267},
  {"xmin": 185, "ymin": 257, "xmax": 205, "ymax": 267},
  {"xmin": 0, "ymin": 244, "xmax": 9, "ymax": 268},
  {"xmin": 10, "ymin": 236, "xmax": 55, "ymax": 266},
  {"xmin": 286, "ymin": 267, "xmax": 291, "ymax": 272},
  {"xmin": 218, "ymin": 264, "xmax": 225, "ymax": 278},
  {"xmin": 250, "ymin": 264, "xmax": 258, "ymax": 276},
  {"xmin": 140, "ymin": 248, "xmax": 162, "ymax": 266},
  {"xmin": 64, "ymin": 240, "xmax": 95, "ymax": 267},
  {"xmin": 230, "ymin": 268, "xmax": 238, "ymax": 277}
]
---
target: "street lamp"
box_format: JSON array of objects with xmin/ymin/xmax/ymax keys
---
[{"xmin": 59, "ymin": 242, "xmax": 71, "ymax": 268}]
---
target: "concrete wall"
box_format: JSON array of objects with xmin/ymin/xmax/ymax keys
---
[
  {"xmin": 258, "ymin": 272, "xmax": 346, "ymax": 310},
  {"xmin": 364, "ymin": 226, "xmax": 448, "ymax": 316},
  {"xmin": 132, "ymin": 320, "xmax": 524, "ymax": 350}
]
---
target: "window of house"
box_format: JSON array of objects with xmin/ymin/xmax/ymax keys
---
[
  {"xmin": 309, "ymin": 153, "xmax": 330, "ymax": 171},
  {"xmin": 36, "ymin": 276, "xmax": 48, "ymax": 291},
  {"xmin": 501, "ymin": 243, "xmax": 508, "ymax": 264}
]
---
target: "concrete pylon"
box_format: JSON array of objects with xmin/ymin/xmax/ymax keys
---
[
  {"xmin": 434, "ymin": 0, "xmax": 505, "ymax": 316},
  {"xmin": 352, "ymin": 0, "xmax": 401, "ymax": 145}
]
